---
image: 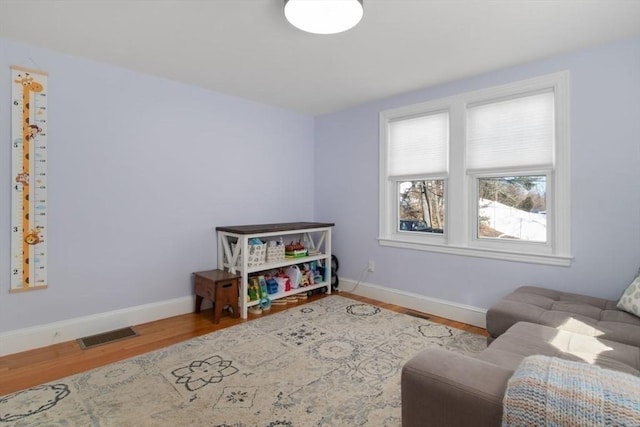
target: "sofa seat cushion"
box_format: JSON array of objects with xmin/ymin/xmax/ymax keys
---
[
  {"xmin": 486, "ymin": 286, "xmax": 640, "ymax": 346},
  {"xmin": 477, "ymin": 322, "xmax": 640, "ymax": 376}
]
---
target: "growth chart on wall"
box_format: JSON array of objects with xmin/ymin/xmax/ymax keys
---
[{"xmin": 10, "ymin": 66, "xmax": 48, "ymax": 293}]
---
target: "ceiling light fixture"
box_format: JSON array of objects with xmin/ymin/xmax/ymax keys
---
[{"xmin": 284, "ymin": 0, "xmax": 364, "ymax": 35}]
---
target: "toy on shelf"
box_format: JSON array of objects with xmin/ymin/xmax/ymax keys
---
[
  {"xmin": 275, "ymin": 275, "xmax": 289, "ymax": 293},
  {"xmin": 277, "ymin": 271, "xmax": 292, "ymax": 291},
  {"xmin": 248, "ymin": 275, "xmax": 270, "ymax": 313},
  {"xmin": 285, "ymin": 241, "xmax": 307, "ymax": 258},
  {"xmin": 285, "ymin": 265, "xmax": 301, "ymax": 289},
  {"xmin": 248, "ymin": 278, "xmax": 259, "ymax": 301},
  {"xmin": 259, "ymin": 296, "xmax": 271, "ymax": 312},
  {"xmin": 258, "ymin": 276, "xmax": 269, "ymax": 298},
  {"xmin": 265, "ymin": 274, "xmax": 279, "ymax": 294},
  {"xmin": 311, "ymin": 260, "xmax": 323, "ymax": 284},
  {"xmin": 302, "ymin": 263, "xmax": 314, "ymax": 286}
]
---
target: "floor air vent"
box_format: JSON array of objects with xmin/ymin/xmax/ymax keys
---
[{"xmin": 78, "ymin": 327, "xmax": 138, "ymax": 349}]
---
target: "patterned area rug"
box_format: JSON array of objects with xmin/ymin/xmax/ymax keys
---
[{"xmin": 0, "ymin": 296, "xmax": 486, "ymax": 426}]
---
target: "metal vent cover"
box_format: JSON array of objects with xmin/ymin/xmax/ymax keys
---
[{"xmin": 78, "ymin": 327, "xmax": 138, "ymax": 349}]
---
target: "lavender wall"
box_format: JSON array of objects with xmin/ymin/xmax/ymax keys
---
[
  {"xmin": 0, "ymin": 39, "xmax": 315, "ymax": 333},
  {"xmin": 314, "ymin": 36, "xmax": 640, "ymax": 309},
  {"xmin": 1, "ymin": 36, "xmax": 639, "ymax": 337}
]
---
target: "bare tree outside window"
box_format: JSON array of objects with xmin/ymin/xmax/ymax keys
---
[{"xmin": 399, "ymin": 180, "xmax": 445, "ymax": 233}]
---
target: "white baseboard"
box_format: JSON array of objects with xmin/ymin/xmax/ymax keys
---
[
  {"xmin": 0, "ymin": 296, "xmax": 196, "ymax": 357},
  {"xmin": 0, "ymin": 283, "xmax": 486, "ymax": 357},
  {"xmin": 338, "ymin": 278, "xmax": 487, "ymax": 328}
]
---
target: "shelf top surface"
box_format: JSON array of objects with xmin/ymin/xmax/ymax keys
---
[
  {"xmin": 216, "ymin": 222, "xmax": 334, "ymax": 235},
  {"xmin": 193, "ymin": 269, "xmax": 240, "ymax": 281}
]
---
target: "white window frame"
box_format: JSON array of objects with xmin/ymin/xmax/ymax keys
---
[{"xmin": 379, "ymin": 72, "xmax": 571, "ymax": 266}]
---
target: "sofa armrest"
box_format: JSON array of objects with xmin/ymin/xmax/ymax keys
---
[{"xmin": 401, "ymin": 348, "xmax": 514, "ymax": 427}]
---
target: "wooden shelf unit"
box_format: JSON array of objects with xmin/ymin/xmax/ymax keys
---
[{"xmin": 216, "ymin": 222, "xmax": 334, "ymax": 318}]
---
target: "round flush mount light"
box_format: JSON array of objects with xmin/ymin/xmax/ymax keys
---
[{"xmin": 284, "ymin": 0, "xmax": 364, "ymax": 35}]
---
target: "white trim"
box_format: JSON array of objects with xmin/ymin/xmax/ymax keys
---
[
  {"xmin": 0, "ymin": 296, "xmax": 195, "ymax": 357},
  {"xmin": 379, "ymin": 71, "xmax": 571, "ymax": 264},
  {"xmin": 0, "ymin": 288, "xmax": 486, "ymax": 357},
  {"xmin": 379, "ymin": 237, "xmax": 572, "ymax": 266},
  {"xmin": 339, "ymin": 278, "xmax": 487, "ymax": 328},
  {"xmin": 552, "ymin": 70, "xmax": 571, "ymax": 257}
]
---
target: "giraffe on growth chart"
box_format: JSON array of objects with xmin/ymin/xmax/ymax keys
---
[{"xmin": 15, "ymin": 72, "xmax": 44, "ymax": 286}]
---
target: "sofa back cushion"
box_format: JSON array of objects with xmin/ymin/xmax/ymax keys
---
[{"xmin": 487, "ymin": 286, "xmax": 640, "ymax": 347}]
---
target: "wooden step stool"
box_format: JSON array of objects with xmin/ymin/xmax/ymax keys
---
[{"xmin": 193, "ymin": 269, "xmax": 240, "ymax": 323}]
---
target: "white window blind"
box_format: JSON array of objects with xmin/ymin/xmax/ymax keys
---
[
  {"xmin": 388, "ymin": 111, "xmax": 449, "ymax": 177},
  {"xmin": 466, "ymin": 91, "xmax": 555, "ymax": 171}
]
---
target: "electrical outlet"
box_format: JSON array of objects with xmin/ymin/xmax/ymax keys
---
[{"xmin": 368, "ymin": 260, "xmax": 375, "ymax": 272}]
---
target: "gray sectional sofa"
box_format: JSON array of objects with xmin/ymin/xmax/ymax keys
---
[
  {"xmin": 401, "ymin": 286, "xmax": 640, "ymax": 426},
  {"xmin": 487, "ymin": 286, "xmax": 640, "ymax": 347}
]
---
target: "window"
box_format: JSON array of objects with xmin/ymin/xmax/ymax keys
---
[
  {"xmin": 379, "ymin": 72, "xmax": 571, "ymax": 266},
  {"xmin": 386, "ymin": 110, "xmax": 448, "ymax": 238},
  {"xmin": 476, "ymin": 175, "xmax": 546, "ymax": 242},
  {"xmin": 399, "ymin": 179, "xmax": 445, "ymax": 233}
]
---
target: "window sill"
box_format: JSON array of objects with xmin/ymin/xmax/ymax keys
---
[{"xmin": 378, "ymin": 237, "xmax": 572, "ymax": 267}]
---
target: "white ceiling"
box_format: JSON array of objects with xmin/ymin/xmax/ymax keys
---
[{"xmin": 1, "ymin": 0, "xmax": 640, "ymax": 115}]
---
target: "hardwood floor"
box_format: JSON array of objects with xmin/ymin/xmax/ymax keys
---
[{"xmin": 0, "ymin": 292, "xmax": 486, "ymax": 396}]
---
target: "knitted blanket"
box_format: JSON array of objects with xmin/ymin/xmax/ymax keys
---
[{"xmin": 502, "ymin": 355, "xmax": 640, "ymax": 426}]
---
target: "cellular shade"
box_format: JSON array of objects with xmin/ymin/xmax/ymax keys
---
[
  {"xmin": 388, "ymin": 111, "xmax": 449, "ymax": 177},
  {"xmin": 466, "ymin": 91, "xmax": 555, "ymax": 171}
]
